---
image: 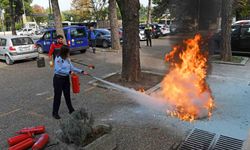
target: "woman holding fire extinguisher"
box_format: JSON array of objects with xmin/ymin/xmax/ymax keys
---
[{"xmin": 52, "ymin": 45, "xmax": 88, "ymax": 119}]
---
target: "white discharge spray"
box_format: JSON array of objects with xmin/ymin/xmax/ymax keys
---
[{"xmin": 91, "ymin": 76, "xmax": 169, "ymax": 113}]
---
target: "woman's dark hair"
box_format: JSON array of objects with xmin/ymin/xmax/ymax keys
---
[
  {"xmin": 60, "ymin": 45, "xmax": 70, "ymax": 59},
  {"xmin": 57, "ymin": 35, "xmax": 63, "ymax": 39}
]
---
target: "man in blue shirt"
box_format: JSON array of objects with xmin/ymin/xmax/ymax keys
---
[{"xmin": 88, "ymin": 26, "xmax": 97, "ymax": 54}]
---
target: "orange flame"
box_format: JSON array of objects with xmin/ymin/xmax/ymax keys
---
[
  {"xmin": 159, "ymin": 34, "xmax": 214, "ymax": 121},
  {"xmin": 137, "ymin": 88, "xmax": 145, "ymax": 93}
]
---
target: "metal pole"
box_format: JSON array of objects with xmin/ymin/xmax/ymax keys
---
[
  {"xmin": 49, "ymin": 0, "xmax": 52, "ymax": 14},
  {"xmin": 22, "ymin": 0, "xmax": 27, "ymax": 23},
  {"xmin": 0, "ymin": 9, "xmax": 5, "ymax": 35}
]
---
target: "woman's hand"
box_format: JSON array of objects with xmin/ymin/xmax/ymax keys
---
[{"xmin": 82, "ymin": 71, "xmax": 88, "ymax": 75}]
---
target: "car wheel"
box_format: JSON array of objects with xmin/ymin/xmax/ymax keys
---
[
  {"xmin": 102, "ymin": 40, "xmax": 109, "ymax": 48},
  {"xmin": 5, "ymin": 55, "xmax": 13, "ymax": 65},
  {"xmin": 37, "ymin": 45, "xmax": 44, "ymax": 54},
  {"xmin": 80, "ymin": 49, "xmax": 86, "ymax": 53},
  {"xmin": 32, "ymin": 57, "xmax": 38, "ymax": 60}
]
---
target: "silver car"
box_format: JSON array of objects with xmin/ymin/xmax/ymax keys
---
[{"xmin": 0, "ymin": 36, "xmax": 38, "ymax": 65}]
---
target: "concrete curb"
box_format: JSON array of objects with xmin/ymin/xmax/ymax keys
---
[
  {"xmin": 210, "ymin": 55, "xmax": 249, "ymax": 66},
  {"xmin": 243, "ymin": 130, "xmax": 250, "ymax": 150},
  {"xmin": 88, "ymin": 71, "xmax": 164, "ymax": 94},
  {"xmin": 81, "ymin": 133, "xmax": 117, "ymax": 150}
]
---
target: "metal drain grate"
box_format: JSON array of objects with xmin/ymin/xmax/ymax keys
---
[
  {"xmin": 179, "ymin": 128, "xmax": 216, "ymax": 150},
  {"xmin": 212, "ymin": 135, "xmax": 244, "ymax": 150}
]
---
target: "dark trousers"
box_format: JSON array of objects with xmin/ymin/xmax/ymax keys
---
[
  {"xmin": 53, "ymin": 75, "xmax": 74, "ymax": 115},
  {"xmin": 146, "ymin": 37, "xmax": 152, "ymax": 46},
  {"xmin": 89, "ymin": 39, "xmax": 96, "ymax": 53}
]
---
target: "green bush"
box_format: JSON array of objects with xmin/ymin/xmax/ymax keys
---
[{"xmin": 15, "ymin": 22, "xmax": 23, "ymax": 30}]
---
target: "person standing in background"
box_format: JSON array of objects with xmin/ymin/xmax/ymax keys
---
[
  {"xmin": 48, "ymin": 35, "xmax": 64, "ymax": 66},
  {"xmin": 88, "ymin": 26, "xmax": 97, "ymax": 53},
  {"xmin": 144, "ymin": 24, "xmax": 152, "ymax": 47}
]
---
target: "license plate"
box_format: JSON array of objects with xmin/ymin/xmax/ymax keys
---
[
  {"xmin": 20, "ymin": 48, "xmax": 30, "ymax": 51},
  {"xmin": 76, "ymin": 41, "xmax": 83, "ymax": 44}
]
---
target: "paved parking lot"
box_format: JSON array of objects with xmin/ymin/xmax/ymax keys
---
[
  {"xmin": 0, "ymin": 37, "xmax": 185, "ymax": 149},
  {"xmin": 1, "ymin": 35, "xmax": 249, "ymax": 149}
]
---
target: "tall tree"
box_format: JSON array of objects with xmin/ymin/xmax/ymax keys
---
[
  {"xmin": 71, "ymin": 0, "xmax": 92, "ymax": 21},
  {"xmin": 220, "ymin": 0, "xmax": 233, "ymax": 61},
  {"xmin": 32, "ymin": 4, "xmax": 47, "ymax": 24},
  {"xmin": 117, "ymin": 0, "xmax": 141, "ymax": 81},
  {"xmin": 152, "ymin": 0, "xmax": 170, "ymax": 18},
  {"xmin": 2, "ymin": 0, "xmax": 32, "ymax": 31},
  {"xmin": 90, "ymin": 0, "xmax": 108, "ymax": 21},
  {"xmin": 147, "ymin": 0, "xmax": 152, "ymax": 24},
  {"xmin": 108, "ymin": 0, "xmax": 120, "ymax": 50},
  {"xmin": 51, "ymin": 0, "xmax": 66, "ymax": 43},
  {"xmin": 9, "ymin": 0, "xmax": 16, "ymax": 35}
]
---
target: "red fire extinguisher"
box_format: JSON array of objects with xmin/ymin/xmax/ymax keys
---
[
  {"xmin": 17, "ymin": 126, "xmax": 45, "ymax": 135},
  {"xmin": 32, "ymin": 133, "xmax": 49, "ymax": 150},
  {"xmin": 71, "ymin": 74, "xmax": 80, "ymax": 93},
  {"xmin": 8, "ymin": 138, "xmax": 34, "ymax": 150},
  {"xmin": 7, "ymin": 133, "xmax": 32, "ymax": 146}
]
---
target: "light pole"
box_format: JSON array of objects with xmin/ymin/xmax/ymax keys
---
[
  {"xmin": 0, "ymin": 9, "xmax": 5, "ymax": 35},
  {"xmin": 22, "ymin": 0, "xmax": 27, "ymax": 24}
]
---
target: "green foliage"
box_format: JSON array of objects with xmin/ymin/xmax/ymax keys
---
[
  {"xmin": 0, "ymin": 0, "xmax": 33, "ymax": 29},
  {"xmin": 235, "ymin": 0, "xmax": 250, "ymax": 19},
  {"xmin": 15, "ymin": 22, "xmax": 22, "ymax": 30},
  {"xmin": 139, "ymin": 4, "xmax": 147, "ymax": 23},
  {"xmin": 32, "ymin": 4, "xmax": 47, "ymax": 24},
  {"xmin": 152, "ymin": 0, "xmax": 170, "ymax": 18}
]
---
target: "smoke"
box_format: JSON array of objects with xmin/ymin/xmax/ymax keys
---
[
  {"xmin": 171, "ymin": 0, "xmax": 221, "ymax": 32},
  {"xmin": 93, "ymin": 76, "xmax": 170, "ymax": 114}
]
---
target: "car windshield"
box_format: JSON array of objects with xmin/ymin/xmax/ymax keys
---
[{"xmin": 11, "ymin": 37, "xmax": 34, "ymax": 46}]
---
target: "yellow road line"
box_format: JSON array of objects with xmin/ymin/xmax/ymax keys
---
[
  {"xmin": 46, "ymin": 96, "xmax": 53, "ymax": 100},
  {"xmin": 28, "ymin": 111, "xmax": 45, "ymax": 118},
  {"xmin": 84, "ymin": 87, "xmax": 95, "ymax": 92},
  {"xmin": 0, "ymin": 108, "xmax": 21, "ymax": 118}
]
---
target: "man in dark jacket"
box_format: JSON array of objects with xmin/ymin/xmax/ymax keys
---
[
  {"xmin": 144, "ymin": 24, "xmax": 152, "ymax": 47},
  {"xmin": 88, "ymin": 26, "xmax": 97, "ymax": 53}
]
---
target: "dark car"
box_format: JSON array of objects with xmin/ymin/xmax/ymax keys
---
[
  {"xmin": 139, "ymin": 24, "xmax": 161, "ymax": 39},
  {"xmin": 151, "ymin": 24, "xmax": 162, "ymax": 38},
  {"xmin": 213, "ymin": 24, "xmax": 250, "ymax": 55},
  {"xmin": 94, "ymin": 29, "xmax": 111, "ymax": 48}
]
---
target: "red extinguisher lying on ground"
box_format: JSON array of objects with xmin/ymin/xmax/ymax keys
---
[{"xmin": 71, "ymin": 74, "xmax": 80, "ymax": 93}]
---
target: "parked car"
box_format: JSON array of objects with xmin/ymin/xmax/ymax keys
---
[
  {"xmin": 107, "ymin": 28, "xmax": 123, "ymax": 40},
  {"xmin": 169, "ymin": 23, "xmax": 177, "ymax": 34},
  {"xmin": 94, "ymin": 29, "xmax": 111, "ymax": 48},
  {"xmin": 158, "ymin": 24, "xmax": 170, "ymax": 36},
  {"xmin": 17, "ymin": 28, "xmax": 35, "ymax": 36},
  {"xmin": 150, "ymin": 24, "xmax": 162, "ymax": 38},
  {"xmin": 36, "ymin": 26, "xmax": 89, "ymax": 53},
  {"xmin": 0, "ymin": 36, "xmax": 38, "ymax": 65},
  {"xmin": 139, "ymin": 24, "xmax": 161, "ymax": 39},
  {"xmin": 139, "ymin": 28, "xmax": 146, "ymax": 41},
  {"xmin": 213, "ymin": 24, "xmax": 250, "ymax": 55},
  {"xmin": 232, "ymin": 20, "xmax": 250, "ymax": 26}
]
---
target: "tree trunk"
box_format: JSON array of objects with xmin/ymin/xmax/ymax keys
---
[
  {"xmin": 220, "ymin": 0, "xmax": 233, "ymax": 61},
  {"xmin": 117, "ymin": 0, "xmax": 141, "ymax": 81},
  {"xmin": 146, "ymin": 0, "xmax": 152, "ymax": 24},
  {"xmin": 109, "ymin": 0, "xmax": 120, "ymax": 50},
  {"xmin": 10, "ymin": 0, "xmax": 16, "ymax": 35},
  {"xmin": 51, "ymin": 0, "xmax": 66, "ymax": 44}
]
